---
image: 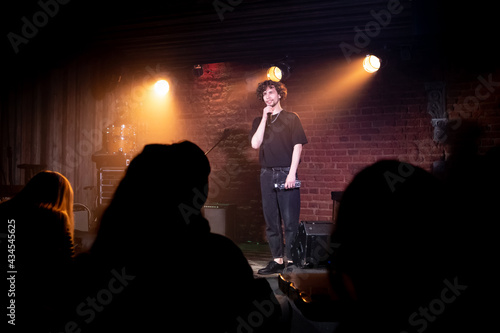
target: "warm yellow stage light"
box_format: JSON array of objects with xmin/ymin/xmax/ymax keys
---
[
  {"xmin": 267, "ymin": 66, "xmax": 282, "ymax": 82},
  {"xmin": 363, "ymin": 55, "xmax": 381, "ymax": 73},
  {"xmin": 154, "ymin": 79, "xmax": 170, "ymax": 96}
]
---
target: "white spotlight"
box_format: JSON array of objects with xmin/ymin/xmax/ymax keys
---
[
  {"xmin": 266, "ymin": 60, "xmax": 292, "ymax": 82},
  {"xmin": 154, "ymin": 79, "xmax": 169, "ymax": 96},
  {"xmin": 267, "ymin": 66, "xmax": 283, "ymax": 82},
  {"xmin": 363, "ymin": 55, "xmax": 381, "ymax": 73}
]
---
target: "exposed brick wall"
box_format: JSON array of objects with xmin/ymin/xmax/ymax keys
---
[
  {"xmin": 286, "ymin": 61, "xmax": 438, "ymax": 223},
  {"xmin": 167, "ymin": 61, "xmax": 500, "ymax": 242}
]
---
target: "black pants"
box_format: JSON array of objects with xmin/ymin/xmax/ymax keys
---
[{"xmin": 260, "ymin": 167, "xmax": 300, "ymax": 259}]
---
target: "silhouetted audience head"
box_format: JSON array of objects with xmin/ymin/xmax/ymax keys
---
[
  {"xmin": 443, "ymin": 119, "xmax": 481, "ymax": 158},
  {"xmin": 0, "ymin": 170, "xmax": 75, "ymax": 330},
  {"xmin": 117, "ymin": 141, "xmax": 210, "ymax": 210},
  {"xmin": 2, "ymin": 170, "xmax": 75, "ymax": 244},
  {"xmin": 91, "ymin": 141, "xmax": 212, "ymax": 261},
  {"xmin": 78, "ymin": 141, "xmax": 278, "ymax": 333},
  {"xmin": 329, "ymin": 160, "xmax": 462, "ymax": 332}
]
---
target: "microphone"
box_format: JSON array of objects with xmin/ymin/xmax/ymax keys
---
[{"xmin": 266, "ymin": 112, "xmax": 273, "ymax": 126}]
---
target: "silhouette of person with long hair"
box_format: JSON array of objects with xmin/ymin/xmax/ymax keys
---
[
  {"xmin": 0, "ymin": 170, "xmax": 75, "ymax": 330},
  {"xmin": 75, "ymin": 141, "xmax": 281, "ymax": 333}
]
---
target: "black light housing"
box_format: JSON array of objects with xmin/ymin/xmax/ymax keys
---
[{"xmin": 267, "ymin": 60, "xmax": 292, "ymax": 82}]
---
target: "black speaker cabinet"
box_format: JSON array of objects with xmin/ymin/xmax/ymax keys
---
[{"xmin": 292, "ymin": 221, "xmax": 335, "ymax": 268}]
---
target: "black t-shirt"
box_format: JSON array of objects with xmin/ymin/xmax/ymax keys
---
[{"xmin": 250, "ymin": 110, "xmax": 308, "ymax": 167}]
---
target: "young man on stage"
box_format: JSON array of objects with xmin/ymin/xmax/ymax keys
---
[{"xmin": 250, "ymin": 80, "xmax": 308, "ymax": 274}]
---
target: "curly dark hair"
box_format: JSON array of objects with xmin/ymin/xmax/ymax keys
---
[{"xmin": 256, "ymin": 80, "xmax": 287, "ymax": 102}]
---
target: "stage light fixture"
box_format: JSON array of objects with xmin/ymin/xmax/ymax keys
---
[
  {"xmin": 267, "ymin": 61, "xmax": 292, "ymax": 82},
  {"xmin": 267, "ymin": 66, "xmax": 282, "ymax": 82},
  {"xmin": 363, "ymin": 55, "xmax": 381, "ymax": 73},
  {"xmin": 154, "ymin": 79, "xmax": 169, "ymax": 96}
]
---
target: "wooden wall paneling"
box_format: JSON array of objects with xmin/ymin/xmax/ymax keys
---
[
  {"xmin": 39, "ymin": 75, "xmax": 50, "ymax": 172},
  {"xmin": 14, "ymin": 83, "xmax": 25, "ymax": 185},
  {"xmin": 66, "ymin": 64, "xmax": 80, "ymax": 204},
  {"xmin": 51, "ymin": 69, "xmax": 65, "ymax": 184},
  {"xmin": 9, "ymin": 89, "xmax": 19, "ymax": 185},
  {"xmin": 75, "ymin": 62, "xmax": 96, "ymax": 207},
  {"xmin": 33, "ymin": 80, "xmax": 43, "ymax": 169}
]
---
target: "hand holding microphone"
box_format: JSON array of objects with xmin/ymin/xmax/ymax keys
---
[
  {"xmin": 263, "ymin": 105, "xmax": 274, "ymax": 116},
  {"xmin": 263, "ymin": 105, "xmax": 273, "ymax": 126}
]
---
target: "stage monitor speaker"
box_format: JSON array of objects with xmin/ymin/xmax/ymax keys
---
[
  {"xmin": 202, "ymin": 204, "xmax": 237, "ymax": 241},
  {"xmin": 74, "ymin": 204, "xmax": 91, "ymax": 232},
  {"xmin": 292, "ymin": 221, "xmax": 334, "ymax": 268}
]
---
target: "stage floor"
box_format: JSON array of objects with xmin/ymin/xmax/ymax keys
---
[{"xmin": 238, "ymin": 241, "xmax": 276, "ymax": 278}]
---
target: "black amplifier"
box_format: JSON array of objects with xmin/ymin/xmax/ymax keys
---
[{"xmin": 291, "ymin": 221, "xmax": 335, "ymax": 268}]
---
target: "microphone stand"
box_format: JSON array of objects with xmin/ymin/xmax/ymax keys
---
[{"xmin": 205, "ymin": 129, "xmax": 230, "ymax": 156}]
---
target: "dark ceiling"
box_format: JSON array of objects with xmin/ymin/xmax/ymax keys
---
[{"xmin": 1, "ymin": 0, "xmax": 497, "ymax": 81}]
